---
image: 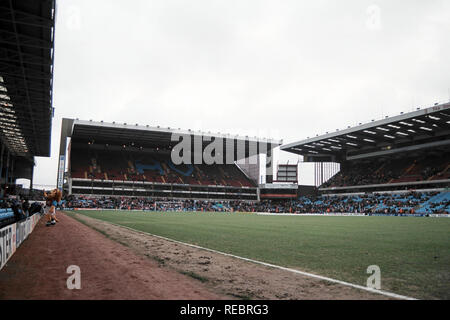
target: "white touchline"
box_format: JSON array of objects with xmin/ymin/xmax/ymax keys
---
[{"xmin": 79, "ymin": 214, "xmax": 418, "ymax": 300}]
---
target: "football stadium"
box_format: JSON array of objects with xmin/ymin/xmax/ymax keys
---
[{"xmin": 0, "ymin": 0, "xmax": 449, "ymax": 305}]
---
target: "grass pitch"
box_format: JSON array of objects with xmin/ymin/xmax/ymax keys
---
[{"xmin": 71, "ymin": 210, "xmax": 450, "ymax": 299}]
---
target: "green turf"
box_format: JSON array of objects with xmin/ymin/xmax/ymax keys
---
[{"xmin": 70, "ymin": 210, "xmax": 450, "ymax": 299}]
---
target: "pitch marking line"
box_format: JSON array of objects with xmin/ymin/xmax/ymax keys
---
[{"xmin": 76, "ymin": 213, "xmax": 418, "ymax": 300}]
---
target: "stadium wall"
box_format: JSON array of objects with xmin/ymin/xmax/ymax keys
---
[{"xmin": 0, "ymin": 213, "xmax": 42, "ymax": 270}]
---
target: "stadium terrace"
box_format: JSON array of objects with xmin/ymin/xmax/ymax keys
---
[
  {"xmin": 0, "ymin": 0, "xmax": 55, "ymax": 193},
  {"xmin": 47, "ymin": 102, "xmax": 450, "ymax": 208},
  {"xmin": 57, "ymin": 118, "xmax": 284, "ymax": 201},
  {"xmin": 281, "ymin": 102, "xmax": 450, "ymax": 195},
  {"xmin": 64, "ymin": 191, "xmax": 449, "ymax": 215}
]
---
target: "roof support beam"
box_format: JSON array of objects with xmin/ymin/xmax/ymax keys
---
[
  {"xmin": 0, "ymin": 29, "xmax": 53, "ymax": 49},
  {"xmin": 0, "ymin": 47, "xmax": 53, "ymax": 66},
  {"xmin": 0, "ymin": 5, "xmax": 53, "ymax": 29},
  {"xmin": 6, "ymin": 0, "xmax": 40, "ymax": 155}
]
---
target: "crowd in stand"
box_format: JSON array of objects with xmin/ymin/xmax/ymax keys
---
[
  {"xmin": 2, "ymin": 190, "xmax": 448, "ymax": 229},
  {"xmin": 0, "ymin": 196, "xmax": 43, "ymax": 228},
  {"xmin": 63, "ymin": 191, "xmax": 450, "ymax": 215},
  {"xmin": 323, "ymin": 155, "xmax": 450, "ymax": 188}
]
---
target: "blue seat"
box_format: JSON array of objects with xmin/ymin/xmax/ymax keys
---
[{"xmin": 0, "ymin": 208, "xmax": 14, "ymax": 221}]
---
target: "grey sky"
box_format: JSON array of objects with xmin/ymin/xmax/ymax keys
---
[{"xmin": 25, "ymin": 0, "xmax": 450, "ymax": 188}]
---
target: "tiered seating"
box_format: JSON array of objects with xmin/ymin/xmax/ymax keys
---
[
  {"xmin": 431, "ymin": 162, "xmax": 450, "ymax": 181},
  {"xmin": 322, "ymin": 161, "xmax": 398, "ymax": 187},
  {"xmin": 322, "ymin": 152, "xmax": 450, "ymax": 188},
  {"xmin": 392, "ymin": 155, "xmax": 449, "ymax": 183},
  {"xmin": 392, "ymin": 160, "xmax": 424, "ymax": 183},
  {"xmin": 66, "ymin": 191, "xmax": 449, "ymax": 214},
  {"xmin": 70, "ymin": 148, "xmax": 255, "ymax": 188},
  {"xmin": 71, "ymin": 152, "xmax": 91, "ymax": 179},
  {"xmin": 416, "ymin": 192, "xmax": 450, "ymax": 214},
  {"xmin": 293, "ymin": 191, "xmax": 449, "ymax": 214},
  {"xmin": 0, "ymin": 207, "xmax": 17, "ymax": 228}
]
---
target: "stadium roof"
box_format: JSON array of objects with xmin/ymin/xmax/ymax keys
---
[
  {"xmin": 60, "ymin": 118, "xmax": 283, "ymax": 160},
  {"xmin": 281, "ymin": 102, "xmax": 450, "ymax": 162},
  {"xmin": 0, "ymin": 0, "xmax": 56, "ymax": 157}
]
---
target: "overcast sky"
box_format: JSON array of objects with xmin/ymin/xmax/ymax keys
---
[{"xmin": 25, "ymin": 0, "xmax": 450, "ymax": 188}]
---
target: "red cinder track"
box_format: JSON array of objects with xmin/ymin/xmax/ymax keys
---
[{"xmin": 0, "ymin": 213, "xmax": 225, "ymax": 300}]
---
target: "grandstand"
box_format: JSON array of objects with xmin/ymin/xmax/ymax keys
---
[
  {"xmin": 0, "ymin": 0, "xmax": 55, "ymax": 196},
  {"xmin": 58, "ymin": 102, "xmax": 450, "ymax": 214},
  {"xmin": 0, "ymin": 0, "xmax": 56, "ymax": 269},
  {"xmin": 281, "ymin": 102, "xmax": 450, "ymax": 195},
  {"xmin": 58, "ymin": 118, "xmax": 282, "ymax": 201},
  {"xmin": 272, "ymin": 103, "xmax": 450, "ymax": 215}
]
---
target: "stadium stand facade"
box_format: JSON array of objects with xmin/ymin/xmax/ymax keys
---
[
  {"xmin": 0, "ymin": 0, "xmax": 55, "ymax": 194},
  {"xmin": 57, "ymin": 103, "xmax": 450, "ymax": 215},
  {"xmin": 282, "ymin": 102, "xmax": 450, "ymax": 191},
  {"xmin": 0, "ymin": 0, "xmax": 56, "ymax": 269},
  {"xmin": 320, "ymin": 151, "xmax": 450, "ymax": 188},
  {"xmin": 277, "ymin": 102, "xmax": 450, "ymax": 214},
  {"xmin": 0, "ymin": 0, "xmax": 55, "ymax": 222},
  {"xmin": 59, "ymin": 119, "xmax": 282, "ymax": 201},
  {"xmin": 70, "ymin": 145, "xmax": 254, "ymax": 187}
]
